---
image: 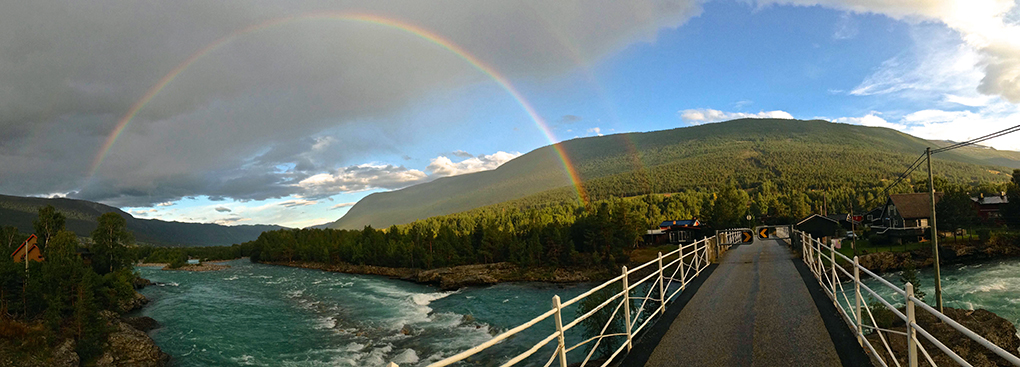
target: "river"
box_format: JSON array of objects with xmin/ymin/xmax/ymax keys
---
[
  {"xmin": 135, "ymin": 259, "xmax": 597, "ymax": 366},
  {"xmin": 136, "ymin": 257, "xmax": 1020, "ymax": 366}
]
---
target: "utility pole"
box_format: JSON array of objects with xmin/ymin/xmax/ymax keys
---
[{"xmin": 927, "ymin": 147, "xmax": 943, "ymax": 312}]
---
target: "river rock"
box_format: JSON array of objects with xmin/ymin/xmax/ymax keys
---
[
  {"xmin": 865, "ymin": 307, "xmax": 1020, "ymax": 367},
  {"xmin": 132, "ymin": 277, "xmax": 152, "ymax": 290},
  {"xmin": 97, "ymin": 311, "xmax": 169, "ymax": 367},
  {"xmin": 51, "ymin": 338, "xmax": 79, "ymax": 367},
  {"xmin": 117, "ymin": 291, "xmax": 149, "ymax": 314},
  {"xmin": 123, "ymin": 316, "xmax": 160, "ymax": 332}
]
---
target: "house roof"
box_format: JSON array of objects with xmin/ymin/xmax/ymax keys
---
[
  {"xmin": 660, "ymin": 219, "xmax": 700, "ymax": 228},
  {"xmin": 889, "ymin": 193, "xmax": 943, "ymax": 219},
  {"xmin": 825, "ymin": 213, "xmax": 850, "ymax": 222},
  {"xmin": 972, "ymin": 195, "xmax": 1008, "ymax": 205},
  {"xmin": 11, "ymin": 234, "xmax": 37, "ymax": 258},
  {"xmin": 796, "ymin": 214, "xmax": 839, "ymax": 226}
]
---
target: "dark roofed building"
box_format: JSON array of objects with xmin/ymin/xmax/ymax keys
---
[
  {"xmin": 795, "ymin": 214, "xmax": 844, "ymax": 239},
  {"xmin": 874, "ymin": 192, "xmax": 943, "ymax": 238},
  {"xmin": 972, "ymin": 192, "xmax": 1008, "ymax": 223},
  {"xmin": 652, "ymin": 218, "xmax": 710, "ymax": 244}
]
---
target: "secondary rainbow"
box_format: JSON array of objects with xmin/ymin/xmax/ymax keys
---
[{"xmin": 90, "ymin": 12, "xmax": 589, "ymax": 203}]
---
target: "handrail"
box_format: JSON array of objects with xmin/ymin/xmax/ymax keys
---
[
  {"xmin": 414, "ymin": 232, "xmax": 722, "ymax": 367},
  {"xmin": 793, "ymin": 229, "xmax": 1020, "ymax": 367}
]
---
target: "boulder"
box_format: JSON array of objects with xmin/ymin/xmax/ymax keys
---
[
  {"xmin": 51, "ymin": 339, "xmax": 79, "ymax": 367},
  {"xmin": 117, "ymin": 291, "xmax": 149, "ymax": 314},
  {"xmin": 132, "ymin": 278, "xmax": 152, "ymax": 290},
  {"xmin": 865, "ymin": 307, "xmax": 1020, "ymax": 367},
  {"xmin": 96, "ymin": 312, "xmax": 169, "ymax": 367},
  {"xmin": 122, "ymin": 317, "xmax": 160, "ymax": 332}
]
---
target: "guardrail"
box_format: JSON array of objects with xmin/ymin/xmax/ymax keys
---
[
  {"xmin": 387, "ymin": 231, "xmax": 741, "ymax": 367},
  {"xmin": 794, "ymin": 229, "xmax": 1020, "ymax": 367}
]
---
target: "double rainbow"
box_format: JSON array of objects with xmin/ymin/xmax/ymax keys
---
[{"xmin": 90, "ymin": 12, "xmax": 588, "ymax": 203}]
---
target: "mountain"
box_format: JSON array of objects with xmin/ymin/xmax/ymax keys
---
[
  {"xmin": 330, "ymin": 119, "xmax": 1020, "ymax": 229},
  {"xmin": 0, "ymin": 194, "xmax": 284, "ymax": 246}
]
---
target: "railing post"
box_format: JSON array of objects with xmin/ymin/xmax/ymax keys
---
[
  {"xmin": 553, "ymin": 295, "xmax": 568, "ymax": 367},
  {"xmin": 807, "ymin": 234, "xmax": 814, "ymax": 270},
  {"xmin": 678, "ymin": 243, "xmax": 686, "ymax": 286},
  {"xmin": 657, "ymin": 252, "xmax": 665, "ymax": 315},
  {"xmin": 622, "ymin": 266, "xmax": 632, "ymax": 351},
  {"xmin": 906, "ymin": 283, "xmax": 918, "ymax": 367},
  {"xmin": 854, "ymin": 256, "xmax": 863, "ymax": 346},
  {"xmin": 830, "ymin": 241, "xmax": 837, "ymax": 299}
]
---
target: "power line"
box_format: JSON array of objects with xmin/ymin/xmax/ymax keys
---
[
  {"xmin": 878, "ymin": 151, "xmax": 928, "ymax": 197},
  {"xmin": 931, "ymin": 123, "xmax": 1020, "ymax": 154}
]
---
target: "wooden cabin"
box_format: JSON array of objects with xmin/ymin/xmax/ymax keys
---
[
  {"xmin": 11, "ymin": 234, "xmax": 44, "ymax": 263},
  {"xmin": 873, "ymin": 192, "xmax": 943, "ymax": 240}
]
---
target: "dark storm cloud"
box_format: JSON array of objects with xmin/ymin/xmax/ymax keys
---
[
  {"xmin": 215, "ymin": 207, "xmax": 232, "ymax": 213},
  {"xmin": 0, "ymin": 0, "xmax": 704, "ymax": 206}
]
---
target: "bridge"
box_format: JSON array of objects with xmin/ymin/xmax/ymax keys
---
[{"xmin": 388, "ymin": 228, "xmax": 1020, "ymax": 367}]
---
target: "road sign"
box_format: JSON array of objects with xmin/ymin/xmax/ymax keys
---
[
  {"xmin": 741, "ymin": 231, "xmax": 753, "ymax": 243},
  {"xmin": 758, "ymin": 227, "xmax": 769, "ymax": 239}
]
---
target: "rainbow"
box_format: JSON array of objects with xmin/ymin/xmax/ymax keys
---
[{"xmin": 90, "ymin": 12, "xmax": 588, "ymax": 203}]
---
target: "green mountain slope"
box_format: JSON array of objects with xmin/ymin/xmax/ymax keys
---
[
  {"xmin": 330, "ymin": 119, "xmax": 1020, "ymax": 230},
  {"xmin": 0, "ymin": 194, "xmax": 283, "ymax": 246}
]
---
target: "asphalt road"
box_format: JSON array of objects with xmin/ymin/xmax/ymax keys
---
[{"xmin": 643, "ymin": 238, "xmax": 842, "ymax": 367}]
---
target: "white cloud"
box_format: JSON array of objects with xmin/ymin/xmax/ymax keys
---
[
  {"xmin": 426, "ymin": 151, "xmax": 521, "ymax": 178},
  {"xmin": 679, "ymin": 108, "xmax": 794, "ymax": 125},
  {"xmin": 156, "ymin": 201, "xmax": 174, "ymax": 207},
  {"xmin": 297, "ymin": 164, "xmax": 428, "ymax": 196},
  {"xmin": 330, "ymin": 202, "xmax": 357, "ymax": 210},
  {"xmin": 279, "ymin": 199, "xmax": 317, "ymax": 208},
  {"xmin": 833, "ymin": 112, "xmax": 907, "ymax": 130},
  {"xmin": 757, "ymin": 0, "xmax": 1020, "ymax": 102},
  {"xmin": 587, "ymin": 127, "xmax": 604, "ymax": 136}
]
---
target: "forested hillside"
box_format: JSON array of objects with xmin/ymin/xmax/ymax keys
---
[
  {"xmin": 331, "ymin": 119, "xmax": 1020, "ymax": 229},
  {"xmin": 0, "ymin": 194, "xmax": 283, "ymax": 246}
]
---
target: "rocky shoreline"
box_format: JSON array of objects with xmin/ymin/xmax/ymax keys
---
[
  {"xmin": 854, "ymin": 238, "xmax": 1020, "ymax": 273},
  {"xmin": 265, "ymin": 261, "xmax": 610, "ymax": 290},
  {"xmin": 161, "ymin": 264, "xmax": 231, "ymax": 272},
  {"xmin": 2, "ymin": 279, "xmax": 169, "ymax": 367},
  {"xmin": 866, "ymin": 307, "xmax": 1020, "ymax": 366}
]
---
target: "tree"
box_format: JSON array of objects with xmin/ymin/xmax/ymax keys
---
[
  {"xmin": 1002, "ymin": 169, "xmax": 1020, "ymax": 228},
  {"xmin": 90, "ymin": 212, "xmax": 134, "ymax": 275},
  {"xmin": 936, "ymin": 191, "xmax": 979, "ymax": 240},
  {"xmin": 33, "ymin": 205, "xmax": 65, "ymax": 251},
  {"xmin": 709, "ymin": 183, "xmax": 750, "ymax": 228},
  {"xmin": 0, "ymin": 226, "xmax": 22, "ymax": 252},
  {"xmin": 899, "ymin": 260, "xmax": 926, "ymax": 301}
]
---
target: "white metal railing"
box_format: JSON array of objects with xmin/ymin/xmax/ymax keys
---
[
  {"xmin": 793, "ymin": 229, "xmax": 1020, "ymax": 367},
  {"xmin": 389, "ymin": 233, "xmax": 738, "ymax": 367}
]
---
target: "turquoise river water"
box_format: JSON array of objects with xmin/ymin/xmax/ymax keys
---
[{"xmin": 136, "ymin": 257, "xmax": 1020, "ymax": 366}]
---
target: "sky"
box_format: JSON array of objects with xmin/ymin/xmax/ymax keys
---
[{"xmin": 2, "ymin": 0, "xmax": 1019, "ymax": 228}]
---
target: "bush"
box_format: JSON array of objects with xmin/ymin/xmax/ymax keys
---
[
  {"xmin": 576, "ymin": 287, "xmax": 624, "ymax": 359},
  {"xmin": 977, "ymin": 228, "xmax": 991, "ymax": 242},
  {"xmin": 868, "ymin": 300, "xmax": 897, "ymax": 329}
]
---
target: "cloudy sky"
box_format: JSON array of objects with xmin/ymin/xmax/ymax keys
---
[{"xmin": 2, "ymin": 0, "xmax": 1019, "ymax": 228}]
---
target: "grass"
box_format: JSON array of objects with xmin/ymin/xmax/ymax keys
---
[
  {"xmin": 835, "ymin": 239, "xmax": 928, "ymax": 260},
  {"xmin": 628, "ymin": 244, "xmax": 683, "ymax": 265}
]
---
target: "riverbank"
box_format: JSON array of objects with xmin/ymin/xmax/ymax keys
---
[
  {"xmin": 264, "ymin": 260, "xmax": 612, "ymax": 290},
  {"xmin": 866, "ymin": 307, "xmax": 1020, "ymax": 365},
  {"xmin": 852, "ymin": 237, "xmax": 1020, "ymax": 273},
  {"xmin": 0, "ymin": 279, "xmax": 168, "ymax": 367},
  {"xmin": 162, "ymin": 264, "xmax": 231, "ymax": 272}
]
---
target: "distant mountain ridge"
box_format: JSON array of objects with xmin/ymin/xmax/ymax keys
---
[
  {"xmin": 0, "ymin": 194, "xmax": 283, "ymax": 246},
  {"xmin": 329, "ymin": 119, "xmax": 1020, "ymax": 229}
]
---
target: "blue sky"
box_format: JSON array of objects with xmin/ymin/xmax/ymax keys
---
[{"xmin": 3, "ymin": 0, "xmax": 1019, "ymax": 228}]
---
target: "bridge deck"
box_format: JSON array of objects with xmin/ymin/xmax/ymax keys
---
[{"xmin": 643, "ymin": 238, "xmax": 842, "ymax": 366}]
